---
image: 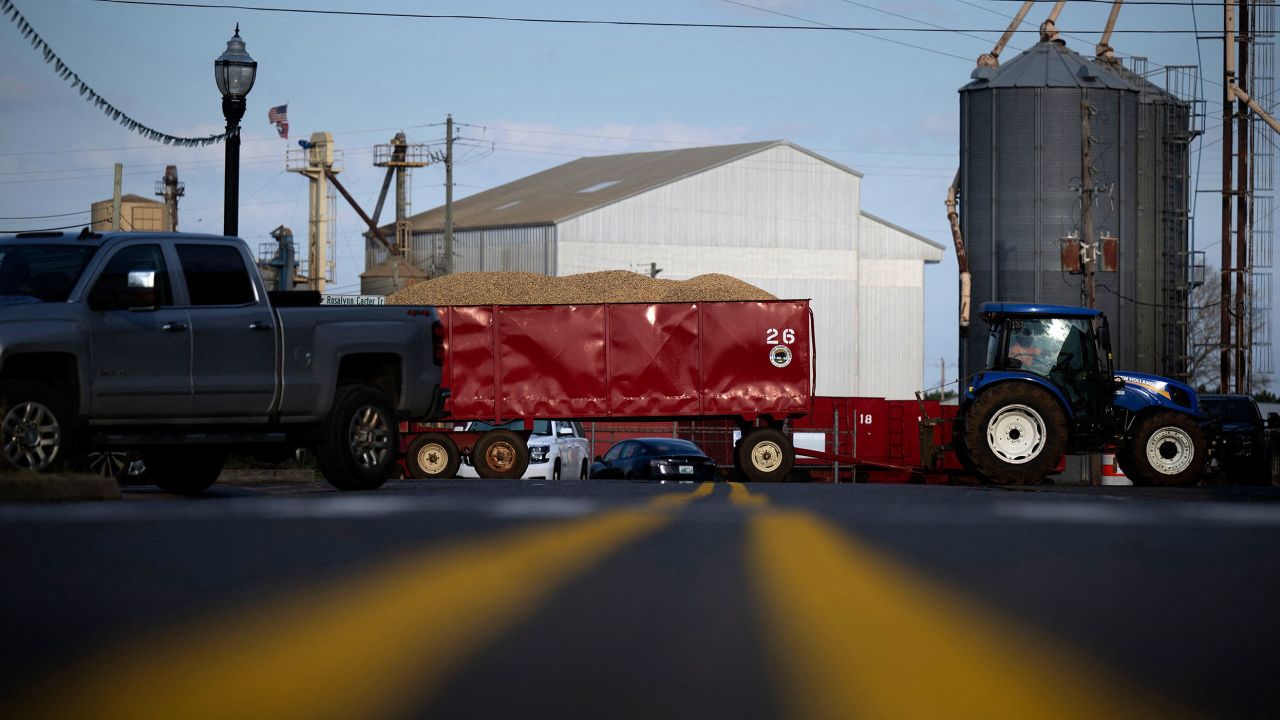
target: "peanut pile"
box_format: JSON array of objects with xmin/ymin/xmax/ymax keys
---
[{"xmin": 385, "ymin": 270, "xmax": 776, "ymax": 306}]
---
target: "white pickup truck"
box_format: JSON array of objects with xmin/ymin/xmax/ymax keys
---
[{"xmin": 455, "ymin": 419, "xmax": 590, "ymax": 480}]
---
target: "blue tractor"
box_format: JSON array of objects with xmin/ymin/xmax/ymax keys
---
[{"xmin": 953, "ymin": 303, "xmax": 1207, "ymax": 486}]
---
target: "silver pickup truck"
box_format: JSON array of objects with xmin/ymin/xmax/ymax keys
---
[{"xmin": 0, "ymin": 230, "xmax": 443, "ymax": 493}]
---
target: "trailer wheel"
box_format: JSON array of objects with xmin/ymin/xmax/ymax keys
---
[
  {"xmin": 1, "ymin": 380, "xmax": 75, "ymax": 473},
  {"xmin": 963, "ymin": 383, "xmax": 1067, "ymax": 485},
  {"xmin": 316, "ymin": 385, "xmax": 398, "ymax": 491},
  {"xmin": 473, "ymin": 429, "xmax": 529, "ymax": 479},
  {"xmin": 735, "ymin": 427, "xmax": 795, "ymax": 483},
  {"xmin": 406, "ymin": 433, "xmax": 461, "ymax": 480},
  {"xmin": 1119, "ymin": 411, "xmax": 1206, "ymax": 487},
  {"xmin": 145, "ymin": 448, "xmax": 224, "ymax": 495}
]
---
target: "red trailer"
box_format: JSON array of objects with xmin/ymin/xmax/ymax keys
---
[{"xmin": 400, "ymin": 299, "xmax": 815, "ymax": 481}]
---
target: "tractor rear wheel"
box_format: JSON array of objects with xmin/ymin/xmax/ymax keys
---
[
  {"xmin": 962, "ymin": 383, "xmax": 1067, "ymax": 485},
  {"xmin": 1118, "ymin": 411, "xmax": 1206, "ymax": 487}
]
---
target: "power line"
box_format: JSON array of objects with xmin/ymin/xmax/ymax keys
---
[
  {"xmin": 88, "ymin": 1, "xmax": 1221, "ymax": 33},
  {"xmin": 0, "ymin": 210, "xmax": 90, "ymax": 220}
]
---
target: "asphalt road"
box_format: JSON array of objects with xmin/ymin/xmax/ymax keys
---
[{"xmin": 1, "ymin": 478, "xmax": 1278, "ymax": 720}]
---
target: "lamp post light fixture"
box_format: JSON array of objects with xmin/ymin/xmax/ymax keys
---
[{"xmin": 214, "ymin": 24, "xmax": 256, "ymax": 237}]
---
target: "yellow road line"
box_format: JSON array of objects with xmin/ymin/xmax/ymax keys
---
[
  {"xmin": 728, "ymin": 481, "xmax": 770, "ymax": 508},
  {"xmin": 647, "ymin": 480, "xmax": 715, "ymax": 509},
  {"xmin": 14, "ymin": 509, "xmax": 676, "ymax": 720},
  {"xmin": 748, "ymin": 512, "xmax": 1187, "ymax": 720}
]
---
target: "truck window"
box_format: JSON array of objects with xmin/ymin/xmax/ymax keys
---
[
  {"xmin": 176, "ymin": 244, "xmax": 255, "ymax": 306},
  {"xmin": 92, "ymin": 244, "xmax": 173, "ymax": 306},
  {"xmin": 0, "ymin": 244, "xmax": 98, "ymax": 303}
]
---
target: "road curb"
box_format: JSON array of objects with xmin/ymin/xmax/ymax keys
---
[
  {"xmin": 218, "ymin": 468, "xmax": 319, "ymax": 486},
  {"xmin": 0, "ymin": 472, "xmax": 121, "ymax": 501}
]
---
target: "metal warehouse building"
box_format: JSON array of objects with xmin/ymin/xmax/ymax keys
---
[{"xmin": 367, "ymin": 140, "xmax": 943, "ymax": 398}]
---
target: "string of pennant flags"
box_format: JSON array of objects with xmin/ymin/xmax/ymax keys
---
[{"xmin": 1, "ymin": 0, "xmax": 233, "ymax": 148}]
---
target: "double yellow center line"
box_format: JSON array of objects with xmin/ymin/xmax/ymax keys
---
[{"xmin": 13, "ymin": 482, "xmax": 1183, "ymax": 719}]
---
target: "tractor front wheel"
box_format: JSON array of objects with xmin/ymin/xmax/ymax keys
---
[
  {"xmin": 962, "ymin": 383, "xmax": 1068, "ymax": 485},
  {"xmin": 1119, "ymin": 411, "xmax": 1206, "ymax": 487}
]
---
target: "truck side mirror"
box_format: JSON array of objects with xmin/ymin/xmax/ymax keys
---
[
  {"xmin": 88, "ymin": 268, "xmax": 158, "ymax": 311},
  {"xmin": 1268, "ymin": 412, "xmax": 1280, "ymax": 429}
]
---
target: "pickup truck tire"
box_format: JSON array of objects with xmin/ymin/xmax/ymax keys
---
[
  {"xmin": 1, "ymin": 380, "xmax": 74, "ymax": 473},
  {"xmin": 146, "ymin": 448, "xmax": 224, "ymax": 495},
  {"xmin": 85, "ymin": 450, "xmax": 147, "ymax": 484},
  {"xmin": 735, "ymin": 427, "xmax": 794, "ymax": 483},
  {"xmin": 316, "ymin": 385, "xmax": 398, "ymax": 491},
  {"xmin": 406, "ymin": 433, "xmax": 461, "ymax": 480},
  {"xmin": 963, "ymin": 383, "xmax": 1067, "ymax": 485},
  {"xmin": 473, "ymin": 429, "xmax": 530, "ymax": 479},
  {"xmin": 1119, "ymin": 411, "xmax": 1206, "ymax": 487}
]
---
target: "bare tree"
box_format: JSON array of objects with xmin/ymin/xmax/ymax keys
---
[{"xmin": 1185, "ymin": 270, "xmax": 1271, "ymax": 393}]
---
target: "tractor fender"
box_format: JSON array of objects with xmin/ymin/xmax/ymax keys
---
[
  {"xmin": 1112, "ymin": 372, "xmax": 1200, "ymax": 417},
  {"xmin": 962, "ymin": 371, "xmax": 1076, "ymax": 421}
]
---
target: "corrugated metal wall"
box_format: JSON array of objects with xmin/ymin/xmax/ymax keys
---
[{"xmin": 367, "ymin": 225, "xmax": 556, "ymax": 274}]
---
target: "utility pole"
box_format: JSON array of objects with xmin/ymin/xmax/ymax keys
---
[
  {"xmin": 111, "ymin": 163, "xmax": 123, "ymax": 231},
  {"xmin": 1080, "ymin": 98, "xmax": 1097, "ymax": 309},
  {"xmin": 1237, "ymin": 0, "xmax": 1252, "ymax": 392},
  {"xmin": 940, "ymin": 358, "xmax": 946, "ymax": 400},
  {"xmin": 444, "ymin": 114, "xmax": 455, "ymax": 276},
  {"xmin": 1223, "ymin": 0, "xmax": 1237, "ymax": 393},
  {"xmin": 155, "ymin": 165, "xmax": 184, "ymax": 232}
]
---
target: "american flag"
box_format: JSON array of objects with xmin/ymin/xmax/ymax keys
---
[{"xmin": 268, "ymin": 104, "xmax": 288, "ymax": 139}]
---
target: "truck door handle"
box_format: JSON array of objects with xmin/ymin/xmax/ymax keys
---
[
  {"xmin": 162, "ymin": 322, "xmax": 187, "ymax": 333},
  {"xmin": 248, "ymin": 321, "xmax": 274, "ymax": 332}
]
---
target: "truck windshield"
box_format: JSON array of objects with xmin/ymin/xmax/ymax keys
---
[
  {"xmin": 1200, "ymin": 397, "xmax": 1258, "ymax": 424},
  {"xmin": 468, "ymin": 419, "xmax": 553, "ymax": 435},
  {"xmin": 0, "ymin": 244, "xmax": 98, "ymax": 303}
]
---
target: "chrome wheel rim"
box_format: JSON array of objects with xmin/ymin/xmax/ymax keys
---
[
  {"xmin": 414, "ymin": 442, "xmax": 450, "ymax": 475},
  {"xmin": 986, "ymin": 404, "xmax": 1046, "ymax": 465},
  {"xmin": 348, "ymin": 405, "xmax": 390, "ymax": 469},
  {"xmin": 2, "ymin": 400, "xmax": 61, "ymax": 471},
  {"xmin": 1145, "ymin": 427, "xmax": 1194, "ymax": 475},
  {"xmin": 750, "ymin": 440, "xmax": 783, "ymax": 473},
  {"xmin": 87, "ymin": 451, "xmax": 129, "ymax": 479}
]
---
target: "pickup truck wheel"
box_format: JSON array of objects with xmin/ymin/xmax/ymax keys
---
[
  {"xmin": 735, "ymin": 427, "xmax": 795, "ymax": 483},
  {"xmin": 146, "ymin": 448, "xmax": 224, "ymax": 495},
  {"xmin": 474, "ymin": 429, "xmax": 529, "ymax": 480},
  {"xmin": 1, "ymin": 380, "xmax": 74, "ymax": 473},
  {"xmin": 406, "ymin": 433, "xmax": 460, "ymax": 480},
  {"xmin": 317, "ymin": 385, "xmax": 399, "ymax": 491},
  {"xmin": 1120, "ymin": 411, "xmax": 1206, "ymax": 487},
  {"xmin": 85, "ymin": 450, "xmax": 148, "ymax": 484},
  {"xmin": 963, "ymin": 384, "xmax": 1067, "ymax": 485}
]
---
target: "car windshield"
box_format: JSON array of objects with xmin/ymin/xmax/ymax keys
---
[
  {"xmin": 0, "ymin": 243, "xmax": 98, "ymax": 303},
  {"xmin": 638, "ymin": 439, "xmax": 704, "ymax": 457},
  {"xmin": 468, "ymin": 419, "xmax": 553, "ymax": 435},
  {"xmin": 1200, "ymin": 397, "xmax": 1258, "ymax": 424}
]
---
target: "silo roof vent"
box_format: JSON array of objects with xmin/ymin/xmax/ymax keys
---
[{"xmin": 960, "ymin": 40, "xmax": 1136, "ymax": 92}]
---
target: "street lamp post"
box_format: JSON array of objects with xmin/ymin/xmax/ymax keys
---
[{"xmin": 214, "ymin": 24, "xmax": 256, "ymax": 237}]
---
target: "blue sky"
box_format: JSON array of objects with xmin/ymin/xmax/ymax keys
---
[{"xmin": 0, "ymin": 1, "xmax": 1254, "ymax": 390}]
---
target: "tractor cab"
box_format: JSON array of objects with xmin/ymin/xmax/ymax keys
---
[{"xmin": 980, "ymin": 303, "xmax": 1115, "ymax": 434}]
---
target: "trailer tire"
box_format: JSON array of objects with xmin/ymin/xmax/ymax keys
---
[
  {"xmin": 1, "ymin": 380, "xmax": 75, "ymax": 473},
  {"xmin": 963, "ymin": 384, "xmax": 1067, "ymax": 485},
  {"xmin": 145, "ymin": 448, "xmax": 224, "ymax": 495},
  {"xmin": 406, "ymin": 433, "xmax": 461, "ymax": 480},
  {"xmin": 735, "ymin": 427, "xmax": 795, "ymax": 483},
  {"xmin": 316, "ymin": 385, "xmax": 398, "ymax": 491},
  {"xmin": 1119, "ymin": 411, "xmax": 1206, "ymax": 487},
  {"xmin": 474, "ymin": 429, "xmax": 529, "ymax": 479}
]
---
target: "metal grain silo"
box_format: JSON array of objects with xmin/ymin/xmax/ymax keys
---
[
  {"xmin": 1105, "ymin": 60, "xmax": 1199, "ymax": 380},
  {"xmin": 958, "ymin": 40, "xmax": 1139, "ymax": 380}
]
